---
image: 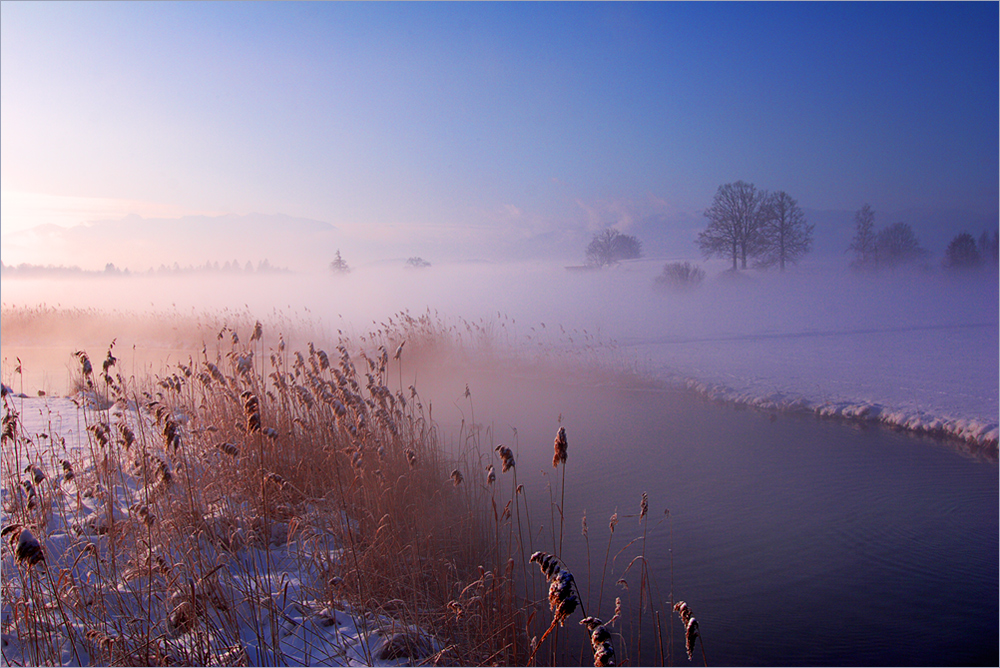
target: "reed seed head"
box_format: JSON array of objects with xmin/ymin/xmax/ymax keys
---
[
  {"xmin": 580, "ymin": 617, "xmax": 616, "ymax": 667},
  {"xmin": 553, "ymin": 426, "xmax": 567, "ymax": 468},
  {"xmin": 674, "ymin": 601, "xmax": 700, "ymax": 660},
  {"xmin": 494, "ymin": 445, "xmax": 515, "ymax": 472},
  {"xmin": 640, "ymin": 492, "xmax": 648, "ymax": 520},
  {"xmin": 485, "ymin": 464, "xmax": 495, "ymax": 486},
  {"xmin": 241, "ymin": 391, "xmax": 261, "ymax": 434},
  {"xmin": 6, "ymin": 527, "xmax": 44, "ymax": 565},
  {"xmin": 24, "ymin": 465, "xmax": 45, "ymax": 485},
  {"xmin": 74, "ymin": 351, "xmax": 93, "ymax": 377},
  {"xmin": 216, "ymin": 442, "xmax": 240, "ymax": 457},
  {"xmin": 530, "ymin": 551, "xmax": 579, "ymax": 626},
  {"xmin": 450, "ymin": 469, "xmax": 463, "ymax": 486}
]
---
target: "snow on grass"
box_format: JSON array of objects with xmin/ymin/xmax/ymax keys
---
[{"xmin": 1, "ymin": 393, "xmax": 441, "ymax": 667}]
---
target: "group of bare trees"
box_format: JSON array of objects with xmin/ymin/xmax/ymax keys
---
[
  {"xmin": 847, "ymin": 204, "xmax": 928, "ymax": 270},
  {"xmin": 697, "ymin": 181, "xmax": 814, "ymax": 271},
  {"xmin": 584, "ymin": 228, "xmax": 643, "ymax": 267}
]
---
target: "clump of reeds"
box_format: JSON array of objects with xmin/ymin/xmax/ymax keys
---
[{"xmin": 2, "ymin": 307, "xmax": 687, "ymax": 667}]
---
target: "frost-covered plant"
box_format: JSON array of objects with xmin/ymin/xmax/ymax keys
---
[{"xmin": 580, "ymin": 616, "xmax": 616, "ymax": 667}]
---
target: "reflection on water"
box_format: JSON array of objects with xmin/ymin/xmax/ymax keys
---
[
  {"xmin": 2, "ymin": 335, "xmax": 996, "ymax": 666},
  {"xmin": 429, "ymin": 372, "xmax": 998, "ymax": 667}
]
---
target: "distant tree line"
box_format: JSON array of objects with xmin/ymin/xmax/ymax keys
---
[
  {"xmin": 846, "ymin": 205, "xmax": 999, "ymax": 273},
  {"xmin": 1, "ymin": 259, "xmax": 289, "ymax": 277},
  {"xmin": 846, "ymin": 204, "xmax": 929, "ymax": 271},
  {"xmin": 697, "ymin": 181, "xmax": 814, "ymax": 271}
]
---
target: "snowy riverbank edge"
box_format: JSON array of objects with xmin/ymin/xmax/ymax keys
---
[{"xmin": 681, "ymin": 377, "xmax": 999, "ymax": 455}]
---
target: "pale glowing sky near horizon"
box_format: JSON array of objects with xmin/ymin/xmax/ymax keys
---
[{"xmin": 1, "ymin": 2, "xmax": 997, "ymax": 256}]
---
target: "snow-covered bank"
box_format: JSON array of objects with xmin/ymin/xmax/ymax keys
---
[
  {"xmin": 1, "ymin": 392, "xmax": 446, "ymax": 667},
  {"xmin": 683, "ymin": 379, "xmax": 998, "ymax": 452},
  {"xmin": 623, "ymin": 310, "xmax": 998, "ymax": 452}
]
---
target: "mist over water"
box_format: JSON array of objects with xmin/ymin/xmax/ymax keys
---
[
  {"xmin": 4, "ymin": 257, "xmax": 996, "ymax": 339},
  {"xmin": 3, "ymin": 259, "xmax": 996, "ymax": 425},
  {"xmin": 3, "ymin": 259, "xmax": 997, "ymax": 666}
]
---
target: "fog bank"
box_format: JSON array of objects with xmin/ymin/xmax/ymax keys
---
[{"xmin": 3, "ymin": 258, "xmax": 997, "ymax": 438}]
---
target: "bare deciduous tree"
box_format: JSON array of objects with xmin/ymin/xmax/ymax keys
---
[
  {"xmin": 943, "ymin": 232, "xmax": 981, "ymax": 269},
  {"xmin": 585, "ymin": 229, "xmax": 643, "ymax": 267},
  {"xmin": 756, "ymin": 191, "xmax": 813, "ymax": 271},
  {"xmin": 847, "ymin": 204, "xmax": 878, "ymax": 270},
  {"xmin": 876, "ymin": 222, "xmax": 926, "ymax": 268},
  {"xmin": 698, "ymin": 181, "xmax": 768, "ymax": 270}
]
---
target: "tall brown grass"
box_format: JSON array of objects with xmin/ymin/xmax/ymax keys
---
[{"xmin": 2, "ymin": 309, "xmax": 701, "ymax": 666}]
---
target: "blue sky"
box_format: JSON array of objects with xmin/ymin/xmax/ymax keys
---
[{"xmin": 1, "ymin": 1, "xmax": 997, "ymax": 263}]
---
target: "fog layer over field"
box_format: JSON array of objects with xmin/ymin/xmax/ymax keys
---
[{"xmin": 3, "ymin": 258, "xmax": 997, "ymax": 445}]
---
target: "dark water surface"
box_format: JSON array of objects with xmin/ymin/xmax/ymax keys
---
[{"xmin": 432, "ymin": 372, "xmax": 998, "ymax": 666}]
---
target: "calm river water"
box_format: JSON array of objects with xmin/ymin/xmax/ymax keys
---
[{"xmin": 434, "ymin": 372, "xmax": 998, "ymax": 667}]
